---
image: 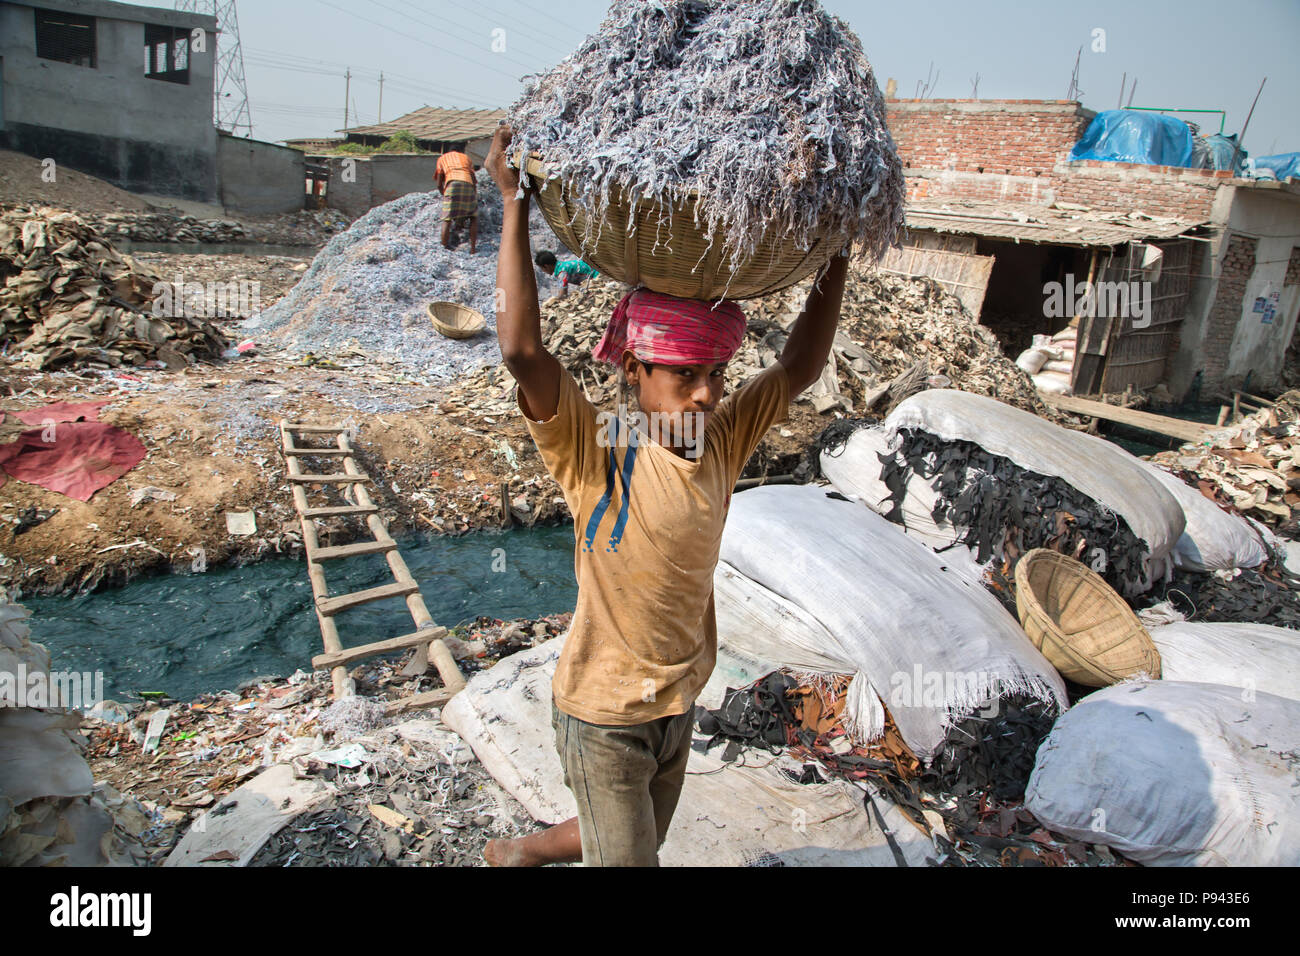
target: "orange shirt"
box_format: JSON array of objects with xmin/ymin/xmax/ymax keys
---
[
  {"xmin": 437, "ymin": 151, "xmax": 476, "ymax": 187},
  {"xmin": 521, "ymin": 363, "xmax": 790, "ymax": 724}
]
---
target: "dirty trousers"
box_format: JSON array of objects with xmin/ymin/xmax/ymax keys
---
[{"xmin": 551, "ymin": 699, "xmax": 694, "ymax": 867}]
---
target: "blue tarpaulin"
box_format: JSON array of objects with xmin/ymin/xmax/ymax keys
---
[
  {"xmin": 1202, "ymin": 134, "xmax": 1245, "ymax": 173},
  {"xmin": 1069, "ymin": 110, "xmax": 1195, "ymax": 167},
  {"xmin": 1250, "ymin": 153, "xmax": 1300, "ymax": 182}
]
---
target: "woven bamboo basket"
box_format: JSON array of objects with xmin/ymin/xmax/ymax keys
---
[
  {"xmin": 1014, "ymin": 548, "xmax": 1161, "ymax": 687},
  {"xmin": 521, "ymin": 155, "xmax": 846, "ymax": 301},
  {"xmin": 427, "ymin": 301, "xmax": 486, "ymax": 340}
]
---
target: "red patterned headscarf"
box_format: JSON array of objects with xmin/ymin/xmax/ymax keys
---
[{"xmin": 593, "ymin": 289, "xmax": 747, "ymax": 366}]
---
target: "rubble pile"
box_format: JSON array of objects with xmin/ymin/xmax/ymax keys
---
[
  {"xmin": 833, "ymin": 269, "xmax": 1051, "ymax": 416},
  {"xmin": 250, "ymin": 172, "xmax": 560, "ymax": 379},
  {"xmin": 525, "ymin": 267, "xmax": 1051, "ymax": 419},
  {"xmin": 90, "ymin": 212, "xmax": 248, "ymax": 244},
  {"xmin": 1150, "ymin": 390, "xmax": 1300, "ymax": 531},
  {"xmin": 0, "ymin": 206, "xmax": 227, "ymax": 370},
  {"xmin": 86, "ymin": 208, "xmax": 349, "ymax": 248},
  {"xmin": 241, "ymin": 208, "xmax": 351, "ymax": 247}
]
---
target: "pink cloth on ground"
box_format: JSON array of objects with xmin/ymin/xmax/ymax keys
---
[{"xmin": 0, "ymin": 421, "xmax": 146, "ymax": 501}]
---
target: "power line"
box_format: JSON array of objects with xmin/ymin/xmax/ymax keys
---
[
  {"xmin": 315, "ymin": 0, "xmax": 525, "ymax": 90},
  {"xmin": 244, "ymin": 46, "xmax": 497, "ymax": 106},
  {"xmin": 176, "ymin": 0, "xmax": 253, "ymax": 135},
  {"xmin": 393, "ymin": 0, "xmax": 583, "ymax": 57},
  {"xmin": 496, "ymin": 0, "xmax": 589, "ymax": 51},
  {"xmin": 364, "ymin": 0, "xmax": 541, "ymax": 75}
]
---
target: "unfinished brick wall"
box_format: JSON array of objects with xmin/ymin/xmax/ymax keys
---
[
  {"xmin": 888, "ymin": 99, "xmax": 1225, "ymax": 221},
  {"xmin": 887, "ymin": 100, "xmax": 1088, "ymax": 204},
  {"xmin": 887, "ymin": 100, "xmax": 1089, "ymax": 176},
  {"xmin": 1202, "ymin": 234, "xmax": 1258, "ymax": 387}
]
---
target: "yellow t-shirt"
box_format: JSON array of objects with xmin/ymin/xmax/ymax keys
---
[{"xmin": 521, "ymin": 362, "xmax": 790, "ymax": 725}]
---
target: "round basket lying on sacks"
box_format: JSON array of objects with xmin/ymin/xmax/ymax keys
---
[
  {"xmin": 1014, "ymin": 548, "xmax": 1162, "ymax": 687},
  {"xmin": 521, "ymin": 156, "xmax": 847, "ymax": 301},
  {"xmin": 427, "ymin": 301, "xmax": 486, "ymax": 340}
]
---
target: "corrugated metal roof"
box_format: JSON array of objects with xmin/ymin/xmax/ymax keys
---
[
  {"xmin": 342, "ymin": 107, "xmax": 506, "ymax": 142},
  {"xmin": 904, "ymin": 200, "xmax": 1208, "ymax": 247}
]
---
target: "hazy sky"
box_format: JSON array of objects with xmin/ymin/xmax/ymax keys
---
[{"xmin": 130, "ymin": 0, "xmax": 1299, "ymax": 158}]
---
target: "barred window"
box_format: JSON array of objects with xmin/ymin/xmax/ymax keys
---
[
  {"xmin": 144, "ymin": 24, "xmax": 189, "ymax": 85},
  {"xmin": 34, "ymin": 9, "xmax": 96, "ymax": 68}
]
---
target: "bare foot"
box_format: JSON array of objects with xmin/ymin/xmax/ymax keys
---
[
  {"xmin": 483, "ymin": 818, "xmax": 582, "ymax": 866},
  {"xmin": 483, "ymin": 836, "xmax": 537, "ymax": 867}
]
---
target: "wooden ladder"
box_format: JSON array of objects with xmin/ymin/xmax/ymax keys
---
[{"xmin": 279, "ymin": 420, "xmax": 466, "ymax": 707}]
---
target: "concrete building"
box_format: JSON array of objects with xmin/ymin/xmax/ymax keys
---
[
  {"xmin": 0, "ymin": 0, "xmax": 218, "ymax": 201},
  {"xmin": 882, "ymin": 99, "xmax": 1300, "ymax": 400}
]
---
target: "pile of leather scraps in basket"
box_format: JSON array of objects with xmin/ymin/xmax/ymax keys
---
[
  {"xmin": 879, "ymin": 428, "xmax": 1153, "ymax": 596},
  {"xmin": 0, "ymin": 205, "xmax": 227, "ymax": 370},
  {"xmin": 1149, "ymin": 390, "xmax": 1300, "ymax": 532}
]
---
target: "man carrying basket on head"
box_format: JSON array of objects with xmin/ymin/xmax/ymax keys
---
[
  {"xmin": 435, "ymin": 149, "xmax": 479, "ymax": 254},
  {"xmin": 481, "ymin": 123, "xmax": 849, "ymax": 867}
]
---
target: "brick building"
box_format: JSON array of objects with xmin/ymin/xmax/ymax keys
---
[{"xmin": 881, "ymin": 99, "xmax": 1300, "ymax": 400}]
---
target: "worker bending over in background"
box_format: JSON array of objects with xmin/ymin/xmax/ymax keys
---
[{"xmin": 435, "ymin": 149, "xmax": 479, "ymax": 254}]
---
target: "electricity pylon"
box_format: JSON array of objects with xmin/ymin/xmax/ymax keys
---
[{"xmin": 175, "ymin": 0, "xmax": 253, "ymax": 136}]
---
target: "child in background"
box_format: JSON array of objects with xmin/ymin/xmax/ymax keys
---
[{"xmin": 535, "ymin": 250, "xmax": 600, "ymax": 299}]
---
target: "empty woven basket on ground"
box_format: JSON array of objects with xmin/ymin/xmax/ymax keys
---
[
  {"xmin": 427, "ymin": 301, "xmax": 486, "ymax": 340},
  {"xmin": 522, "ymin": 156, "xmax": 844, "ymax": 301},
  {"xmin": 1014, "ymin": 548, "xmax": 1161, "ymax": 687}
]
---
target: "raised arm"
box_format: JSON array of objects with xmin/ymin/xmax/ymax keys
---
[
  {"xmin": 487, "ymin": 125, "xmax": 564, "ymax": 421},
  {"xmin": 777, "ymin": 252, "xmax": 848, "ymax": 396}
]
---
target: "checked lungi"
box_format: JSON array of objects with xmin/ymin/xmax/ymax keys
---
[{"xmin": 441, "ymin": 180, "xmax": 478, "ymax": 222}]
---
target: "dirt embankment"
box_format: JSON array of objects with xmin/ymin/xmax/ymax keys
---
[
  {"xmin": 0, "ymin": 350, "xmax": 818, "ymax": 597},
  {"xmin": 0, "ymin": 353, "xmax": 583, "ymax": 596}
]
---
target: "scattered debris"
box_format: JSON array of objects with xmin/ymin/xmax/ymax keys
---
[
  {"xmin": 1150, "ymin": 390, "xmax": 1300, "ymax": 531},
  {"xmin": 225, "ymin": 511, "xmax": 257, "ymax": 536},
  {"xmin": 130, "ymin": 486, "xmax": 176, "ymax": 508}
]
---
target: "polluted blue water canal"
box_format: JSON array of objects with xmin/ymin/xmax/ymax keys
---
[{"xmin": 25, "ymin": 526, "xmax": 577, "ymax": 704}]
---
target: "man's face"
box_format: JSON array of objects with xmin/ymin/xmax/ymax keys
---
[{"xmin": 622, "ymin": 352, "xmax": 727, "ymax": 447}]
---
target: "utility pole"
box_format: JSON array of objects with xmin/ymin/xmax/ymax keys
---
[
  {"xmin": 1117, "ymin": 72, "xmax": 1126, "ymax": 109},
  {"xmin": 378, "ymin": 72, "xmax": 384, "ymax": 123},
  {"xmin": 343, "ymin": 67, "xmax": 351, "ymax": 131}
]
